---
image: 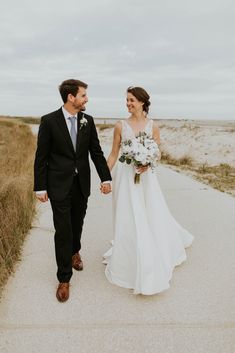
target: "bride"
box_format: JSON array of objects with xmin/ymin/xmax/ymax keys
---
[{"xmin": 103, "ymin": 86, "xmax": 194, "ymax": 295}]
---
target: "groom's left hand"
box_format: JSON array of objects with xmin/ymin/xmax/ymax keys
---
[{"xmin": 100, "ymin": 182, "xmax": 112, "ymax": 194}]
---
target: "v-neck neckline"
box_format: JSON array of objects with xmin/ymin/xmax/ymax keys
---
[{"xmin": 125, "ymin": 119, "xmax": 151, "ymax": 136}]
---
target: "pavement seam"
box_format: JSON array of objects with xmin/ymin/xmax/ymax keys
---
[{"xmin": 0, "ymin": 323, "xmax": 234, "ymax": 330}]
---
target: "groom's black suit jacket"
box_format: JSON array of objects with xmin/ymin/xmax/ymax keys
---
[{"xmin": 34, "ymin": 108, "xmax": 111, "ymax": 201}]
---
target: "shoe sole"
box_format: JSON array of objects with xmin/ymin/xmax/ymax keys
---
[
  {"xmin": 72, "ymin": 266, "xmax": 83, "ymax": 271},
  {"xmin": 56, "ymin": 293, "xmax": 69, "ymax": 302}
]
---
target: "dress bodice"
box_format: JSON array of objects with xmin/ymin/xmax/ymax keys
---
[{"xmin": 121, "ymin": 119, "xmax": 153, "ymax": 141}]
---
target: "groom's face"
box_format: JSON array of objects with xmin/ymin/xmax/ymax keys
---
[{"xmin": 71, "ymin": 87, "xmax": 88, "ymax": 112}]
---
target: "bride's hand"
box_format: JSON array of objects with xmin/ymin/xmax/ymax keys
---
[
  {"xmin": 100, "ymin": 182, "xmax": 112, "ymax": 194},
  {"xmin": 136, "ymin": 165, "xmax": 149, "ymax": 174}
]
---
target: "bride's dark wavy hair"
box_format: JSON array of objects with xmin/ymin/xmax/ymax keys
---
[{"xmin": 127, "ymin": 86, "xmax": 151, "ymax": 114}]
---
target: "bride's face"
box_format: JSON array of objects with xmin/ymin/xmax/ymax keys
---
[{"xmin": 126, "ymin": 92, "xmax": 144, "ymax": 114}]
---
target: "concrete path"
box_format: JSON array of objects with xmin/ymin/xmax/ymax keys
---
[{"xmin": 0, "ymin": 154, "xmax": 234, "ymax": 352}]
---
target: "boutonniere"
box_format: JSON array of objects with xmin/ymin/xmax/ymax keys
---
[{"xmin": 80, "ymin": 115, "xmax": 88, "ymax": 130}]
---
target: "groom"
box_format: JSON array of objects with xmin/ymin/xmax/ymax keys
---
[{"xmin": 34, "ymin": 79, "xmax": 111, "ymax": 302}]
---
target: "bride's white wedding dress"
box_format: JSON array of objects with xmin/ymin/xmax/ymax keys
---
[{"xmin": 103, "ymin": 119, "xmax": 194, "ymax": 295}]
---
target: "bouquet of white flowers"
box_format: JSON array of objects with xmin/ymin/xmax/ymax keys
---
[{"xmin": 119, "ymin": 131, "xmax": 161, "ymax": 183}]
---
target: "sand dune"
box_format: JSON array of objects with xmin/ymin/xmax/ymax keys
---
[{"xmin": 98, "ymin": 119, "xmax": 235, "ymax": 168}]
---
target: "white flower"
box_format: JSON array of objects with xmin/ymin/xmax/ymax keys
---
[
  {"xmin": 119, "ymin": 131, "xmax": 161, "ymax": 184},
  {"xmin": 80, "ymin": 115, "xmax": 88, "ymax": 130}
]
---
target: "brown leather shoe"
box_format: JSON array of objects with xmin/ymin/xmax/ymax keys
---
[
  {"xmin": 72, "ymin": 252, "xmax": 83, "ymax": 271},
  {"xmin": 56, "ymin": 283, "xmax": 70, "ymax": 302}
]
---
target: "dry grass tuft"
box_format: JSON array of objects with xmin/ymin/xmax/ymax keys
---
[
  {"xmin": 0, "ymin": 115, "xmax": 40, "ymax": 125},
  {"xmin": 161, "ymin": 151, "xmax": 194, "ymax": 167},
  {"xmin": 97, "ymin": 123, "xmax": 115, "ymax": 131},
  {"xmin": 178, "ymin": 155, "xmax": 194, "ymax": 166},
  {"xmin": 17, "ymin": 117, "xmax": 40, "ymax": 125},
  {"xmin": 0, "ymin": 118, "xmax": 36, "ymax": 294},
  {"xmin": 160, "ymin": 149, "xmax": 235, "ymax": 196}
]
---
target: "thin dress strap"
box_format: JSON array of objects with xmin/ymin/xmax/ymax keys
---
[
  {"xmin": 121, "ymin": 120, "xmax": 133, "ymax": 140},
  {"xmin": 145, "ymin": 119, "xmax": 153, "ymax": 137}
]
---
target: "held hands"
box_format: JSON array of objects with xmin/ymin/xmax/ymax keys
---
[
  {"xmin": 36, "ymin": 192, "xmax": 48, "ymax": 202},
  {"xmin": 100, "ymin": 182, "xmax": 112, "ymax": 194}
]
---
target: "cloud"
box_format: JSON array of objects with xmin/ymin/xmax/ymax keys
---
[{"xmin": 0, "ymin": 0, "xmax": 234, "ymax": 119}]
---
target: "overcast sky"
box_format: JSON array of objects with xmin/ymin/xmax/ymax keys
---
[{"xmin": 0, "ymin": 0, "xmax": 234, "ymax": 119}]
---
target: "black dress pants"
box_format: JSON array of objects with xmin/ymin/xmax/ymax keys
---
[{"xmin": 50, "ymin": 175, "xmax": 88, "ymax": 283}]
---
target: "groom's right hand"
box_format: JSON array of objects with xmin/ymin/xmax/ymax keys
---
[
  {"xmin": 100, "ymin": 182, "xmax": 112, "ymax": 194},
  {"xmin": 36, "ymin": 192, "xmax": 48, "ymax": 202}
]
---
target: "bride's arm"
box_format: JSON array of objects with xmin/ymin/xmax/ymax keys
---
[
  {"xmin": 153, "ymin": 122, "xmax": 161, "ymax": 160},
  {"xmin": 107, "ymin": 121, "xmax": 122, "ymax": 171}
]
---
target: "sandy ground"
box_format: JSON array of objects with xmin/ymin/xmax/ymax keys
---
[{"xmin": 98, "ymin": 119, "xmax": 235, "ymax": 167}]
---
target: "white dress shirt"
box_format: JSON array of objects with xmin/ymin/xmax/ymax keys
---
[{"xmin": 62, "ymin": 106, "xmax": 78, "ymax": 133}]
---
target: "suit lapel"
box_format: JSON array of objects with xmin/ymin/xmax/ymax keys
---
[{"xmin": 56, "ymin": 108, "xmax": 75, "ymax": 154}]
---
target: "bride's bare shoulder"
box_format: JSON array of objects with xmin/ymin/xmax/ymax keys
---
[
  {"xmin": 152, "ymin": 120, "xmax": 160, "ymax": 132},
  {"xmin": 114, "ymin": 120, "xmax": 123, "ymax": 132},
  {"xmin": 152, "ymin": 120, "xmax": 160, "ymax": 144}
]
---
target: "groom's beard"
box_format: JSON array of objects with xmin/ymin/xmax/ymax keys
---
[{"xmin": 72, "ymin": 102, "xmax": 86, "ymax": 112}]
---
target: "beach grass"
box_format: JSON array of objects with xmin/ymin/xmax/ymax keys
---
[
  {"xmin": 161, "ymin": 152, "xmax": 235, "ymax": 196},
  {"xmin": 96, "ymin": 123, "xmax": 115, "ymax": 131},
  {"xmin": 0, "ymin": 118, "xmax": 36, "ymax": 294},
  {"xmin": 0, "ymin": 115, "xmax": 40, "ymax": 125}
]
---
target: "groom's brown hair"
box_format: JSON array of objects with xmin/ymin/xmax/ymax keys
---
[{"xmin": 59, "ymin": 79, "xmax": 88, "ymax": 103}]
